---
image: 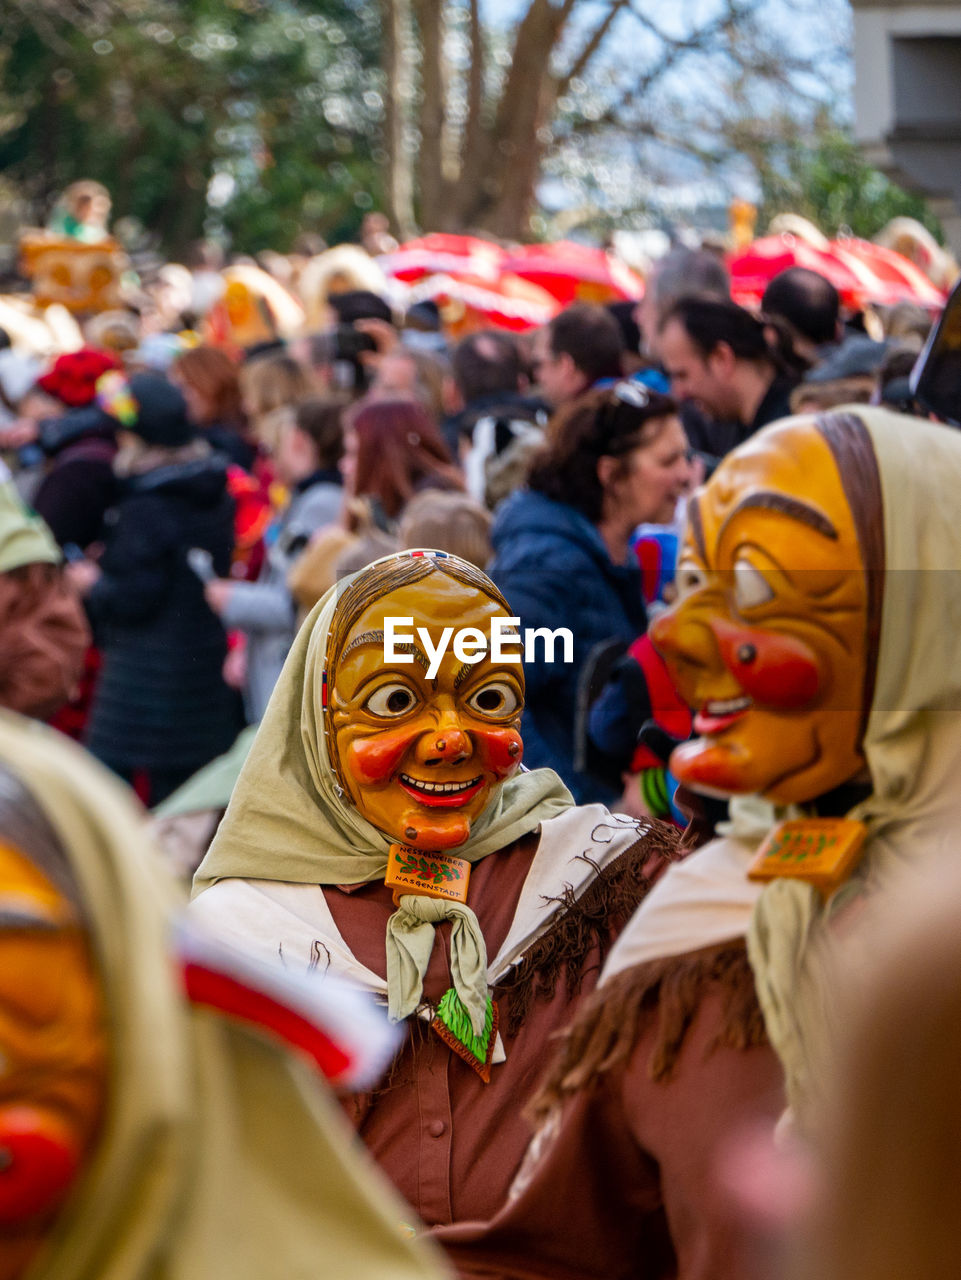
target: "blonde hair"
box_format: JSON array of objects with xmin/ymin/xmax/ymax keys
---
[
  {"xmin": 398, "ymin": 491, "xmax": 492, "ymax": 570},
  {"xmin": 239, "ymin": 353, "xmax": 314, "ymax": 447},
  {"xmin": 239, "ymin": 353, "xmax": 313, "ymax": 420}
]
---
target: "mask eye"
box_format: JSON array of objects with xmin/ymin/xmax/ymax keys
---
[
  {"xmin": 364, "ymin": 683, "xmax": 420, "ymax": 718},
  {"xmin": 733, "ymin": 558, "xmax": 774, "ymax": 611},
  {"xmin": 466, "ymin": 682, "xmax": 520, "ymax": 718},
  {"xmin": 676, "ymin": 559, "xmax": 708, "ymax": 599}
]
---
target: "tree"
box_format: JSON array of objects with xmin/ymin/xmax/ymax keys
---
[
  {"xmin": 379, "ymin": 0, "xmax": 852, "ymax": 240},
  {"xmin": 752, "ymin": 116, "xmax": 943, "ymax": 242},
  {"xmin": 0, "ymin": 0, "xmax": 384, "ymax": 256},
  {"xmin": 3, "ymin": 0, "xmax": 905, "ymax": 254}
]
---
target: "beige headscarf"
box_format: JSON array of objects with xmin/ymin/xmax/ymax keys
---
[
  {"xmin": 195, "ymin": 552, "xmax": 574, "ymax": 1032},
  {"xmin": 0, "ymin": 481, "xmax": 60, "ymax": 573},
  {"xmin": 603, "ymin": 408, "xmax": 961, "ymax": 1115},
  {"xmin": 0, "ymin": 714, "xmax": 448, "ymax": 1280}
]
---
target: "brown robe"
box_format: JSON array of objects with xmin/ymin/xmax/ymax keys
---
[
  {"xmin": 435, "ymin": 943, "xmax": 785, "ymax": 1279},
  {"xmin": 327, "ymin": 827, "xmax": 678, "ymax": 1233}
]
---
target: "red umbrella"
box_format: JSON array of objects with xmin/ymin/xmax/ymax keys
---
[
  {"xmin": 405, "ymin": 271, "xmax": 560, "ymax": 335},
  {"xmin": 502, "ymin": 241, "xmax": 644, "ymax": 305},
  {"xmin": 378, "ymin": 234, "xmax": 507, "ymax": 285},
  {"xmin": 728, "ymin": 235, "xmax": 868, "ymax": 311},
  {"xmin": 828, "ymin": 237, "xmax": 945, "ymax": 309}
]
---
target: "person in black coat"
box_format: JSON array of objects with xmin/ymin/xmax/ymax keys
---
[
  {"xmin": 488, "ymin": 383, "xmax": 691, "ymax": 804},
  {"xmin": 67, "ymin": 374, "xmax": 239, "ymax": 804}
]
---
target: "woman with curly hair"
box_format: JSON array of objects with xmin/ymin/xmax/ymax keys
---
[{"xmin": 488, "ymin": 383, "xmax": 690, "ymax": 803}]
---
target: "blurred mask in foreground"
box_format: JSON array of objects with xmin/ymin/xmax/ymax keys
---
[{"xmin": 0, "ymin": 773, "xmax": 106, "ymax": 1280}]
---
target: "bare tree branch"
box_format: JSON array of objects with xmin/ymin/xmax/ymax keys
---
[
  {"xmin": 557, "ymin": 0, "xmax": 630, "ymax": 96},
  {"xmin": 381, "ymin": 0, "xmax": 417, "ymax": 236},
  {"xmin": 414, "ymin": 0, "xmax": 451, "ymax": 223},
  {"xmin": 460, "ymin": 0, "xmax": 486, "ymax": 181},
  {"xmin": 455, "ymin": 0, "xmax": 564, "ymax": 225}
]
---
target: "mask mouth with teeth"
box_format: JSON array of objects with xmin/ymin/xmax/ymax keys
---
[
  {"xmin": 650, "ymin": 417, "xmax": 873, "ymax": 805},
  {"xmin": 324, "ymin": 555, "xmax": 525, "ymax": 851}
]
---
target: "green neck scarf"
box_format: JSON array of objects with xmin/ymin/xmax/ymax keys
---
[{"xmin": 194, "ymin": 554, "xmax": 574, "ymax": 1025}]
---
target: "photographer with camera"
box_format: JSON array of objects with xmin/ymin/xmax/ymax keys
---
[{"xmin": 301, "ymin": 290, "xmax": 398, "ymax": 397}]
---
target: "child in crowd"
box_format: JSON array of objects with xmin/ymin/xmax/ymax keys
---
[
  {"xmin": 398, "ymin": 489, "xmax": 493, "ymax": 569},
  {"xmin": 205, "ymin": 396, "xmax": 346, "ymax": 721}
]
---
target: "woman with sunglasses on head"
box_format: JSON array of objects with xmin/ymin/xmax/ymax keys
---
[{"xmin": 488, "ymin": 383, "xmax": 691, "ymax": 804}]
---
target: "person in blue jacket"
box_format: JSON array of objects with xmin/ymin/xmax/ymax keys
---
[{"xmin": 488, "ymin": 382, "xmax": 690, "ymax": 803}]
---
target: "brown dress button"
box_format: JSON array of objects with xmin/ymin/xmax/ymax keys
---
[{"xmin": 428, "ymin": 1119, "xmax": 446, "ymax": 1138}]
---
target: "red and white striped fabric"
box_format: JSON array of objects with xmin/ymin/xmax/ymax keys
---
[
  {"xmin": 501, "ymin": 242, "xmax": 644, "ymax": 305},
  {"xmin": 405, "ymin": 271, "xmax": 560, "ymax": 331},
  {"xmin": 378, "ymin": 234, "xmax": 507, "ymax": 284},
  {"xmin": 176, "ymin": 920, "xmax": 400, "ymax": 1091},
  {"xmin": 729, "ymin": 233, "xmax": 946, "ymax": 312},
  {"xmin": 828, "ymin": 236, "xmax": 945, "ymax": 309}
]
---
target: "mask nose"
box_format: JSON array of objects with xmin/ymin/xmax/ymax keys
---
[
  {"xmin": 650, "ymin": 604, "xmax": 718, "ymax": 673},
  {"xmin": 415, "ymin": 723, "xmax": 472, "ymax": 767}
]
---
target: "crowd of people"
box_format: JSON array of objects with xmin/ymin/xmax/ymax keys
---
[
  {"xmin": 1, "ymin": 237, "xmax": 931, "ymax": 807},
  {"xmin": 1, "ymin": 209, "xmax": 960, "ymax": 1280}
]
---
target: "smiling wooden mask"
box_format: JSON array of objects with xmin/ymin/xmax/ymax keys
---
[
  {"xmin": 650, "ymin": 418, "xmax": 873, "ymax": 806},
  {"xmin": 324, "ymin": 557, "xmax": 525, "ymax": 852}
]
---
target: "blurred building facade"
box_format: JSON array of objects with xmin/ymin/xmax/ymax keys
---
[{"xmin": 852, "ymin": 0, "xmax": 961, "ymax": 251}]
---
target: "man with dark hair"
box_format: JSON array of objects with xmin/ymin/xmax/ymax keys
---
[
  {"xmin": 531, "ymin": 304, "xmax": 624, "ymax": 407},
  {"xmin": 327, "ymin": 289, "xmax": 394, "ymax": 327},
  {"xmin": 443, "ymin": 331, "xmax": 548, "ymax": 509},
  {"xmin": 452, "ymin": 330, "xmax": 524, "ymax": 403},
  {"xmin": 637, "ymin": 248, "xmax": 731, "ymax": 361},
  {"xmin": 658, "ymin": 294, "xmax": 797, "ymax": 455},
  {"xmin": 761, "ymin": 267, "xmax": 841, "ymax": 365}
]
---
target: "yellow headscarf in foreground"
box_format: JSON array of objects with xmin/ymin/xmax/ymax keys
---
[
  {"xmin": 0, "ymin": 714, "xmax": 448, "ymax": 1280},
  {"xmin": 747, "ymin": 407, "xmax": 961, "ymax": 1115}
]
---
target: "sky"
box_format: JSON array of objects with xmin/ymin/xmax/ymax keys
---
[{"xmin": 509, "ymin": 0, "xmax": 856, "ymax": 231}]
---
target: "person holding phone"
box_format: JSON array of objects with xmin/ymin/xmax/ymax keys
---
[{"xmin": 68, "ymin": 373, "xmax": 239, "ymax": 804}]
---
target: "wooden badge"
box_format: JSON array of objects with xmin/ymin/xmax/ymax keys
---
[
  {"xmin": 747, "ymin": 818, "xmax": 868, "ymax": 896},
  {"xmin": 385, "ymin": 844, "xmax": 470, "ymax": 905}
]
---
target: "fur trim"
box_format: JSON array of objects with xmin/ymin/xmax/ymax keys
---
[
  {"xmin": 496, "ymin": 821, "xmax": 682, "ymax": 1038},
  {"xmin": 531, "ymin": 940, "xmax": 767, "ymax": 1119},
  {"xmin": 354, "ymin": 823, "xmax": 683, "ymax": 1102},
  {"xmin": 113, "ymin": 435, "xmax": 210, "ymax": 477}
]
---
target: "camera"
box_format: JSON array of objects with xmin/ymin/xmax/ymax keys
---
[{"xmin": 333, "ymin": 324, "xmax": 377, "ymax": 361}]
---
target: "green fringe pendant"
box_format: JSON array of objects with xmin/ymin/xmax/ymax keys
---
[{"xmin": 431, "ymin": 988, "xmax": 498, "ymax": 1082}]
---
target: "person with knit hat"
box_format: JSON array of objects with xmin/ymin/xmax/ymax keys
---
[
  {"xmin": 436, "ymin": 407, "xmax": 961, "ymax": 1279},
  {"xmin": 69, "ymin": 373, "xmax": 240, "ymax": 804},
  {"xmin": 189, "ymin": 549, "xmax": 680, "ymax": 1259},
  {"xmin": 35, "ymin": 348, "xmax": 121, "ymax": 410},
  {"xmin": 0, "ymin": 711, "xmax": 450, "ymax": 1280}
]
